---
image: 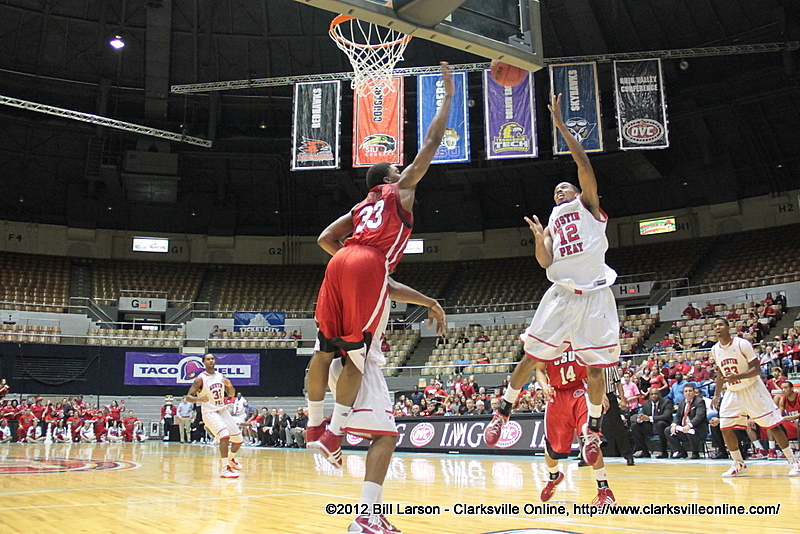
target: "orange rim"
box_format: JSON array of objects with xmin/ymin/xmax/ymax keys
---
[{"xmin": 329, "ymin": 14, "xmax": 412, "ymax": 49}]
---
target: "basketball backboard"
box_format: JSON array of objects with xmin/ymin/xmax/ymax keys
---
[{"xmin": 291, "ymin": 0, "xmax": 544, "ymax": 72}]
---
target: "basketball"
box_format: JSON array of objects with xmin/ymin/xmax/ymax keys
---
[{"xmin": 490, "ymin": 60, "xmax": 528, "ymax": 87}]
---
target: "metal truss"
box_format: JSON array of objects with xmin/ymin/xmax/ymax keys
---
[
  {"xmin": 170, "ymin": 41, "xmax": 799, "ymax": 94},
  {"xmin": 0, "ymin": 94, "xmax": 213, "ymax": 148}
]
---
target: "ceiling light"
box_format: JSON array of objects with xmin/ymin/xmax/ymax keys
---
[
  {"xmin": 679, "ymin": 60, "xmax": 689, "ymax": 71},
  {"xmin": 109, "ymin": 35, "xmax": 125, "ymax": 50}
]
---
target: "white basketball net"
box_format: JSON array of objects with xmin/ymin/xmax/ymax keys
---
[{"xmin": 329, "ymin": 15, "xmax": 412, "ymax": 97}]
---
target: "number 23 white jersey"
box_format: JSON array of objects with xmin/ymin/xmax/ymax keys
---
[{"xmin": 710, "ymin": 337, "xmax": 759, "ymax": 391}]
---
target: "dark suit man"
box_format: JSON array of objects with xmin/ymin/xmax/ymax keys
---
[
  {"xmin": 257, "ymin": 408, "xmax": 274, "ymax": 447},
  {"xmin": 667, "ymin": 384, "xmax": 708, "ymax": 459},
  {"xmin": 631, "ymin": 388, "xmax": 673, "ymax": 458}
]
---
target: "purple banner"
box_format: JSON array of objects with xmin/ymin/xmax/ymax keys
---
[
  {"xmin": 482, "ymin": 69, "xmax": 538, "ymax": 160},
  {"xmin": 124, "ymin": 352, "xmax": 260, "ymax": 386}
]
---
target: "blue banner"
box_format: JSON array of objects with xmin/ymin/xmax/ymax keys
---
[
  {"xmin": 548, "ymin": 62, "xmax": 604, "ymax": 154},
  {"xmin": 417, "ymin": 70, "xmax": 470, "ymax": 164},
  {"xmin": 234, "ymin": 312, "xmax": 286, "ymax": 333}
]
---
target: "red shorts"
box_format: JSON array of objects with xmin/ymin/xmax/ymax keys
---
[
  {"xmin": 759, "ymin": 420, "xmax": 798, "ymax": 441},
  {"xmin": 544, "ymin": 385, "xmax": 587, "ymax": 454},
  {"xmin": 315, "ymin": 245, "xmax": 389, "ymax": 348}
]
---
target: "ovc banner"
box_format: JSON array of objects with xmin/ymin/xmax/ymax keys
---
[
  {"xmin": 353, "ymin": 76, "xmax": 404, "ymax": 168},
  {"xmin": 548, "ymin": 62, "xmax": 603, "ymax": 154},
  {"xmin": 124, "ymin": 352, "xmax": 260, "ymax": 386},
  {"xmin": 234, "ymin": 311, "xmax": 285, "ymax": 333},
  {"xmin": 291, "ymin": 80, "xmax": 341, "ymax": 170},
  {"xmin": 613, "ymin": 58, "xmax": 669, "ymax": 150},
  {"xmin": 482, "ymin": 69, "xmax": 538, "ymax": 160},
  {"xmin": 417, "ymin": 70, "xmax": 470, "ymax": 164}
]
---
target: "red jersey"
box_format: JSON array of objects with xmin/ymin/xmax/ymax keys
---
[
  {"xmin": 109, "ymin": 406, "xmax": 123, "ymax": 421},
  {"xmin": 122, "ymin": 416, "xmax": 138, "ymax": 429},
  {"xmin": 67, "ymin": 416, "xmax": 83, "ymax": 430},
  {"xmin": 31, "ymin": 404, "xmax": 45, "ymax": 420},
  {"xmin": 546, "ymin": 351, "xmax": 587, "ymax": 390},
  {"xmin": 343, "ymin": 183, "xmax": 413, "ymax": 272},
  {"xmin": 19, "ymin": 414, "xmax": 36, "ymax": 429},
  {"xmin": 783, "ymin": 393, "xmax": 800, "ymax": 417}
]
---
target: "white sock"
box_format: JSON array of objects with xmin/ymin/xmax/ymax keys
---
[
  {"xmin": 329, "ymin": 403, "xmax": 351, "ymax": 436},
  {"xmin": 731, "ymin": 450, "xmax": 743, "ymax": 463},
  {"xmin": 229, "ymin": 450, "xmax": 237, "ymax": 461},
  {"xmin": 220, "ymin": 457, "xmax": 229, "ymax": 469},
  {"xmin": 769, "ymin": 440, "xmax": 776, "ymax": 450},
  {"xmin": 782, "ymin": 446, "xmax": 797, "ymax": 463},
  {"xmin": 594, "ymin": 467, "xmax": 607, "ymax": 481},
  {"xmin": 308, "ymin": 400, "xmax": 325, "ymax": 427},
  {"xmin": 359, "ymin": 481, "xmax": 382, "ymax": 508},
  {"xmin": 503, "ymin": 386, "xmax": 521, "ymax": 405},
  {"xmin": 547, "ymin": 463, "xmax": 559, "ymax": 475}
]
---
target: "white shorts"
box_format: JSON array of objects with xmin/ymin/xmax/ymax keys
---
[
  {"xmin": 719, "ymin": 382, "xmax": 785, "ymax": 431},
  {"xmin": 202, "ymin": 408, "xmax": 242, "ymax": 439},
  {"xmin": 522, "ymin": 283, "xmax": 620, "ymax": 367}
]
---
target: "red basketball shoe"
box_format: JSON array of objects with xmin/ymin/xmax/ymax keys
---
[
  {"xmin": 308, "ymin": 429, "xmax": 343, "ymax": 469},
  {"xmin": 540, "ymin": 472, "xmax": 564, "ymax": 502}
]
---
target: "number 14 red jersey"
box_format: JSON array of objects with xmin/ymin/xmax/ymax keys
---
[
  {"xmin": 344, "ymin": 183, "xmax": 413, "ymax": 272},
  {"xmin": 546, "ymin": 350, "xmax": 587, "ymax": 390}
]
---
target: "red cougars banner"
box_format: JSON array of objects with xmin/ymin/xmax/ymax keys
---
[{"xmin": 353, "ymin": 76, "xmax": 404, "ymax": 168}]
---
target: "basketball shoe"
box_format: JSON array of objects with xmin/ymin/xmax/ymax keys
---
[
  {"xmin": 592, "ymin": 487, "xmax": 617, "ymax": 507},
  {"xmin": 768, "ymin": 448, "xmax": 777, "ymax": 460},
  {"xmin": 750, "ymin": 448, "xmax": 767, "ymax": 460},
  {"xmin": 220, "ymin": 466, "xmax": 240, "ymax": 479},
  {"xmin": 347, "ymin": 514, "xmax": 395, "ymax": 534},
  {"xmin": 789, "ymin": 461, "xmax": 800, "ymax": 477},
  {"xmin": 722, "ymin": 461, "xmax": 748, "ymax": 478},
  {"xmin": 228, "ymin": 458, "xmax": 242, "ymax": 470},
  {"xmin": 379, "ymin": 514, "xmax": 401, "ymax": 534},
  {"xmin": 308, "ymin": 429, "xmax": 343, "ymax": 468},
  {"xmin": 540, "ymin": 472, "xmax": 564, "ymax": 502},
  {"xmin": 306, "ymin": 423, "xmax": 325, "ymax": 444},
  {"xmin": 582, "ymin": 429, "xmax": 603, "ymax": 466},
  {"xmin": 483, "ymin": 412, "xmax": 509, "ymax": 447}
]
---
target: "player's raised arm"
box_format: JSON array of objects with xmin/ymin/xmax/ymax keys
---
[
  {"xmin": 317, "ymin": 212, "xmax": 354, "ymax": 256},
  {"xmin": 397, "ymin": 62, "xmax": 454, "ymax": 192},
  {"xmin": 387, "ymin": 277, "xmax": 446, "ymax": 337},
  {"xmin": 548, "ymin": 93, "xmax": 600, "ymax": 216}
]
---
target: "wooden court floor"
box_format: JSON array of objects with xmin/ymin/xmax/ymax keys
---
[{"xmin": 0, "ymin": 441, "xmax": 797, "ymax": 534}]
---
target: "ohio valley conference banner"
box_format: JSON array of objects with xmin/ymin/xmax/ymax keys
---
[
  {"xmin": 353, "ymin": 76, "xmax": 404, "ymax": 168},
  {"xmin": 417, "ymin": 70, "xmax": 470, "ymax": 164},
  {"xmin": 125, "ymin": 353, "xmax": 260, "ymax": 386},
  {"xmin": 613, "ymin": 58, "xmax": 669, "ymax": 150},
  {"xmin": 291, "ymin": 80, "xmax": 341, "ymax": 170},
  {"xmin": 548, "ymin": 62, "xmax": 603, "ymax": 154},
  {"xmin": 482, "ymin": 68, "xmax": 537, "ymax": 160}
]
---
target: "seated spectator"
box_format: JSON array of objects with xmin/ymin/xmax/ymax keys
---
[
  {"xmin": 133, "ymin": 420, "xmax": 148, "ymax": 442},
  {"xmin": 454, "ymin": 333, "xmax": 470, "ymax": 345},
  {"xmin": 410, "ymin": 386, "xmax": 423, "ymax": 406},
  {"xmin": 476, "ymin": 353, "xmax": 491, "ymax": 365},
  {"xmin": 778, "ymin": 382, "xmax": 800, "ymax": 439},
  {"xmin": 79, "ymin": 420, "xmax": 97, "ymax": 443},
  {"xmin": 726, "ymin": 310, "xmax": 740, "ymax": 320},
  {"xmin": 631, "ymin": 388, "xmax": 673, "ymax": 458},
  {"xmin": 380, "ymin": 335, "xmax": 391, "ymax": 353},
  {"xmin": 209, "ymin": 325, "xmax": 222, "ymax": 338},
  {"xmin": 662, "ymin": 359, "xmax": 679, "ymax": 381},
  {"xmin": 701, "ymin": 301, "xmax": 717, "ymax": 317},
  {"xmin": 66, "ymin": 410, "xmax": 83, "ymax": 442},
  {"xmin": 0, "ymin": 419, "xmax": 11, "ymax": 443},
  {"xmin": 667, "ymin": 372, "xmax": 688, "ymax": 405},
  {"xmin": 423, "ymin": 379, "xmax": 439, "ymax": 399},
  {"xmin": 290, "ymin": 330, "xmax": 302, "ymax": 340},
  {"xmin": 693, "ymin": 336, "xmax": 714, "ymax": 349},
  {"xmin": 766, "ymin": 367, "xmax": 788, "ymax": 393},
  {"xmin": 763, "ymin": 292, "xmax": 774, "ymax": 306},
  {"xmin": 682, "ymin": 303, "xmax": 701, "ymax": 320},
  {"xmin": 453, "ymin": 356, "xmax": 470, "ymax": 374},
  {"xmin": 674, "ymin": 355, "xmax": 691, "ymax": 375},
  {"xmin": 107, "ymin": 420, "xmax": 124, "ymax": 443},
  {"xmin": 667, "ymin": 384, "xmax": 708, "ymax": 458},
  {"xmin": 52, "ymin": 420, "xmax": 70, "ymax": 443},
  {"xmin": 418, "ymin": 399, "xmax": 431, "ymax": 416},
  {"xmin": 289, "ymin": 407, "xmax": 308, "ymax": 448},
  {"xmin": 531, "ymin": 397, "xmax": 546, "ymax": 413},
  {"xmin": 0, "ymin": 378, "xmax": 8, "ymax": 399},
  {"xmin": 774, "ymin": 291, "xmax": 787, "ymax": 310},
  {"xmin": 435, "ymin": 335, "xmax": 449, "ymax": 348},
  {"xmin": 474, "ymin": 331, "xmax": 490, "ymax": 343},
  {"xmin": 473, "ymin": 399, "xmax": 487, "ymax": 415},
  {"xmin": 462, "ymin": 398, "xmax": 479, "ymax": 415}
]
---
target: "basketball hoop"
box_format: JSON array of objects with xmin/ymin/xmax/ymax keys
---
[{"xmin": 329, "ymin": 14, "xmax": 412, "ymax": 96}]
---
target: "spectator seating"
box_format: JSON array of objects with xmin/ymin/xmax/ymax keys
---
[
  {"xmin": 422, "ymin": 323, "xmax": 526, "ymax": 375},
  {"xmin": 381, "ymin": 330, "xmax": 420, "ymax": 376},
  {"xmin": 618, "ymin": 312, "xmax": 659, "ymax": 354},
  {"xmin": 86, "ymin": 328, "xmax": 185, "ymax": 348},
  {"xmin": 207, "ymin": 330, "xmax": 297, "ymax": 349},
  {"xmin": 0, "ymin": 252, "xmax": 70, "ymax": 312},
  {"xmin": 0, "ymin": 324, "xmax": 61, "ymax": 344},
  {"xmin": 91, "ymin": 259, "xmax": 203, "ymax": 306},
  {"xmin": 606, "ymin": 238, "xmax": 713, "ymax": 283}
]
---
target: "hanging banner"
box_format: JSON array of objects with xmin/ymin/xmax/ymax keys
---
[
  {"xmin": 353, "ymin": 76, "xmax": 404, "ymax": 168},
  {"xmin": 482, "ymin": 69, "xmax": 538, "ymax": 160},
  {"xmin": 417, "ymin": 70, "xmax": 470, "ymax": 164},
  {"xmin": 548, "ymin": 62, "xmax": 603, "ymax": 154},
  {"xmin": 291, "ymin": 80, "xmax": 341, "ymax": 170},
  {"xmin": 234, "ymin": 312, "xmax": 286, "ymax": 333},
  {"xmin": 613, "ymin": 59, "xmax": 669, "ymax": 150}
]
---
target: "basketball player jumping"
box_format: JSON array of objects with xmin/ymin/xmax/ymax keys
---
[
  {"xmin": 306, "ymin": 62, "xmax": 453, "ymax": 468},
  {"xmin": 484, "ymin": 93, "xmax": 620, "ymax": 468},
  {"xmin": 185, "ymin": 353, "xmax": 244, "ymax": 479},
  {"xmin": 710, "ymin": 318, "xmax": 800, "ymax": 477}
]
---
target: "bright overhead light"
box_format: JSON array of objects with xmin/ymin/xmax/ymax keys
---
[{"xmin": 109, "ymin": 35, "xmax": 125, "ymax": 49}]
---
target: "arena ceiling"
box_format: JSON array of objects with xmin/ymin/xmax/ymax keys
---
[{"xmin": 0, "ymin": 0, "xmax": 798, "ymax": 238}]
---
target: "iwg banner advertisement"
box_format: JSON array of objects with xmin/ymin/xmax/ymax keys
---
[
  {"xmin": 353, "ymin": 76, "xmax": 404, "ymax": 168},
  {"xmin": 548, "ymin": 62, "xmax": 604, "ymax": 154},
  {"xmin": 482, "ymin": 69, "xmax": 538, "ymax": 160},
  {"xmin": 124, "ymin": 353, "xmax": 260, "ymax": 386},
  {"xmin": 234, "ymin": 312, "xmax": 286, "ymax": 333},
  {"xmin": 417, "ymin": 70, "xmax": 470, "ymax": 164},
  {"xmin": 342, "ymin": 414, "xmax": 577, "ymax": 454},
  {"xmin": 291, "ymin": 80, "xmax": 341, "ymax": 170},
  {"xmin": 613, "ymin": 59, "xmax": 669, "ymax": 150}
]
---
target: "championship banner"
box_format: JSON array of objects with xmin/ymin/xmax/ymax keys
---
[
  {"xmin": 417, "ymin": 70, "xmax": 470, "ymax": 164},
  {"xmin": 234, "ymin": 311, "xmax": 285, "ymax": 333},
  {"xmin": 353, "ymin": 76, "xmax": 404, "ymax": 168},
  {"xmin": 124, "ymin": 352, "xmax": 260, "ymax": 386},
  {"xmin": 613, "ymin": 58, "xmax": 669, "ymax": 150},
  {"xmin": 482, "ymin": 69, "xmax": 537, "ymax": 160},
  {"xmin": 548, "ymin": 62, "xmax": 603, "ymax": 154},
  {"xmin": 291, "ymin": 80, "xmax": 341, "ymax": 170}
]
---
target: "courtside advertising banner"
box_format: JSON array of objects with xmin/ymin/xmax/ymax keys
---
[
  {"xmin": 417, "ymin": 70, "xmax": 470, "ymax": 164},
  {"xmin": 353, "ymin": 76, "xmax": 404, "ymax": 167},
  {"xmin": 124, "ymin": 352, "xmax": 260, "ymax": 386},
  {"xmin": 613, "ymin": 58, "xmax": 670, "ymax": 150},
  {"xmin": 548, "ymin": 62, "xmax": 603, "ymax": 154},
  {"xmin": 482, "ymin": 69, "xmax": 538, "ymax": 160},
  {"xmin": 234, "ymin": 311, "xmax": 285, "ymax": 333},
  {"xmin": 291, "ymin": 80, "xmax": 341, "ymax": 170}
]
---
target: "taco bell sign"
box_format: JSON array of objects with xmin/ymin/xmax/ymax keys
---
[{"xmin": 124, "ymin": 352, "xmax": 260, "ymax": 386}]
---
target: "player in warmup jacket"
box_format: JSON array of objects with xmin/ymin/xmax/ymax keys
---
[
  {"xmin": 710, "ymin": 318, "xmax": 800, "ymax": 477},
  {"xmin": 533, "ymin": 351, "xmax": 615, "ymax": 506},
  {"xmin": 755, "ymin": 379, "xmax": 800, "ymax": 459},
  {"xmin": 306, "ymin": 62, "xmax": 454, "ymax": 468},
  {"xmin": 184, "ymin": 353, "xmax": 244, "ymax": 478},
  {"xmin": 485, "ymin": 93, "xmax": 620, "ymax": 469}
]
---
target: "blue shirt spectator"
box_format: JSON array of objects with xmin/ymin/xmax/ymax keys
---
[{"xmin": 667, "ymin": 373, "xmax": 688, "ymax": 405}]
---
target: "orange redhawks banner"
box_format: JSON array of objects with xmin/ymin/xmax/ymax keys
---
[{"xmin": 353, "ymin": 76, "xmax": 404, "ymax": 168}]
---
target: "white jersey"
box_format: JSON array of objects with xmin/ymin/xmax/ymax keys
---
[
  {"xmin": 0, "ymin": 426, "xmax": 10, "ymax": 440},
  {"xmin": 710, "ymin": 337, "xmax": 759, "ymax": 391},
  {"xmin": 545, "ymin": 196, "xmax": 617, "ymax": 291},
  {"xmin": 198, "ymin": 371, "xmax": 227, "ymax": 413}
]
